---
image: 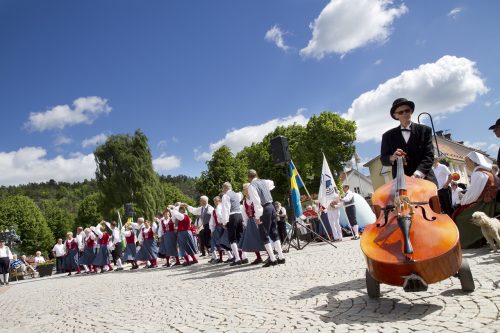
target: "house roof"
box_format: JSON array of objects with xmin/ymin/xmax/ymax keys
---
[
  {"xmin": 363, "ymin": 134, "xmax": 495, "ymax": 167},
  {"xmin": 341, "ymin": 169, "xmax": 373, "ymax": 184}
]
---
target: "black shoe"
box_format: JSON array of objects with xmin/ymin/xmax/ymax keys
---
[
  {"xmin": 250, "ymin": 258, "xmax": 263, "ymax": 265},
  {"xmin": 241, "ymin": 258, "xmax": 249, "ymax": 264},
  {"xmin": 163, "ymin": 263, "xmax": 170, "ymax": 267},
  {"xmin": 230, "ymin": 260, "xmax": 242, "ymax": 266},
  {"xmin": 225, "ymin": 258, "xmax": 234, "ymax": 263},
  {"xmin": 115, "ymin": 267, "xmax": 124, "ymax": 271},
  {"xmin": 182, "ymin": 262, "xmax": 190, "ymax": 266},
  {"xmin": 200, "ymin": 253, "xmax": 206, "ymax": 257},
  {"xmin": 215, "ymin": 259, "xmax": 224, "ymax": 264},
  {"xmin": 277, "ymin": 258, "xmax": 286, "ymax": 265},
  {"xmin": 67, "ymin": 273, "xmax": 72, "ymax": 276},
  {"xmin": 262, "ymin": 259, "xmax": 277, "ymax": 268},
  {"xmin": 172, "ymin": 262, "xmax": 181, "ymax": 267}
]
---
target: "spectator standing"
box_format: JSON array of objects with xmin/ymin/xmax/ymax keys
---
[
  {"xmin": 0, "ymin": 239, "xmax": 13, "ymax": 286},
  {"xmin": 433, "ymin": 158, "xmax": 453, "ymax": 215},
  {"xmin": 274, "ymin": 202, "xmax": 287, "ymax": 244},
  {"xmin": 450, "ymin": 181, "xmax": 463, "ymax": 211},
  {"xmin": 52, "ymin": 238, "xmax": 66, "ymax": 274}
]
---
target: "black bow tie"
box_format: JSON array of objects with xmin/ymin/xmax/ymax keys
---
[{"xmin": 401, "ymin": 128, "xmax": 411, "ymax": 132}]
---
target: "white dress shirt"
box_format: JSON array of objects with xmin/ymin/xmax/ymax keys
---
[
  {"xmin": 248, "ymin": 179, "xmax": 275, "ymax": 220},
  {"xmin": 0, "ymin": 246, "xmax": 13, "ymax": 259},
  {"xmin": 52, "ymin": 243, "xmax": 66, "ymax": 257},
  {"xmin": 34, "ymin": 255, "xmax": 45, "ymax": 264},
  {"xmin": 433, "ymin": 163, "xmax": 452, "ymax": 189},
  {"xmin": 460, "ymin": 167, "xmax": 489, "ymax": 205},
  {"xmin": 221, "ymin": 191, "xmax": 243, "ymax": 224},
  {"xmin": 341, "ymin": 190, "xmax": 355, "ymax": 207},
  {"xmin": 187, "ymin": 204, "xmax": 214, "ymax": 227},
  {"xmin": 76, "ymin": 231, "xmax": 86, "ymax": 251}
]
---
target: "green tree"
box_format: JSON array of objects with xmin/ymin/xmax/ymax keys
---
[
  {"xmin": 0, "ymin": 195, "xmax": 54, "ymax": 256},
  {"xmin": 76, "ymin": 193, "xmax": 103, "ymax": 228},
  {"xmin": 162, "ymin": 183, "xmax": 195, "ymax": 208},
  {"xmin": 196, "ymin": 146, "xmax": 247, "ymax": 202},
  {"xmin": 41, "ymin": 200, "xmax": 75, "ymax": 240},
  {"xmin": 94, "ymin": 129, "xmax": 164, "ymax": 219}
]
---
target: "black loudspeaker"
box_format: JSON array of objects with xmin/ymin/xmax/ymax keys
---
[
  {"xmin": 124, "ymin": 203, "xmax": 134, "ymax": 219},
  {"xmin": 270, "ymin": 136, "xmax": 291, "ymax": 165}
]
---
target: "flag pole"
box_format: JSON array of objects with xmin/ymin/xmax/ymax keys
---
[{"xmin": 291, "ymin": 159, "xmax": 333, "ymax": 242}]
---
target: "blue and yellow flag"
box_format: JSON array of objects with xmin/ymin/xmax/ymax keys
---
[{"xmin": 288, "ymin": 161, "xmax": 304, "ymax": 217}]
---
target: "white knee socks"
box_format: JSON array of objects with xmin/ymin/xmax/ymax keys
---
[
  {"xmin": 353, "ymin": 225, "xmax": 359, "ymax": 237},
  {"xmin": 264, "ymin": 243, "xmax": 276, "ymax": 262},
  {"xmin": 116, "ymin": 258, "xmax": 123, "ymax": 268},
  {"xmin": 227, "ymin": 251, "xmax": 233, "ymax": 259},
  {"xmin": 230, "ymin": 243, "xmax": 241, "ymax": 261},
  {"xmin": 241, "ymin": 251, "xmax": 247, "ymax": 260},
  {"xmin": 273, "ymin": 240, "xmax": 285, "ymax": 260}
]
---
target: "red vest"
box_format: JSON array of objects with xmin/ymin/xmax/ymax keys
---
[
  {"xmin": 244, "ymin": 200, "xmax": 255, "ymax": 218},
  {"xmin": 98, "ymin": 232, "xmax": 110, "ymax": 245},
  {"xmin": 161, "ymin": 220, "xmax": 168, "ymax": 233},
  {"xmin": 125, "ymin": 232, "xmax": 135, "ymax": 244},
  {"xmin": 142, "ymin": 227, "xmax": 154, "ymax": 240},
  {"xmin": 85, "ymin": 236, "xmax": 95, "ymax": 247},
  {"xmin": 212, "ymin": 209, "xmax": 219, "ymax": 226},
  {"xmin": 167, "ymin": 219, "xmax": 175, "ymax": 232},
  {"xmin": 65, "ymin": 239, "xmax": 77, "ymax": 250},
  {"xmin": 177, "ymin": 214, "xmax": 191, "ymax": 231}
]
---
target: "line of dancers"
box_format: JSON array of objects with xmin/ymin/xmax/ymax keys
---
[{"xmin": 60, "ymin": 170, "xmax": 287, "ymax": 275}]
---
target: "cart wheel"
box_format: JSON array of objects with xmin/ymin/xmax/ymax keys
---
[
  {"xmin": 457, "ymin": 259, "xmax": 475, "ymax": 292},
  {"xmin": 366, "ymin": 269, "xmax": 380, "ymax": 298}
]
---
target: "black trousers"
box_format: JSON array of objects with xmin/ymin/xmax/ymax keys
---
[
  {"xmin": 202, "ymin": 224, "xmax": 211, "ymax": 253},
  {"xmin": 0, "ymin": 257, "xmax": 9, "ymax": 274},
  {"xmin": 345, "ymin": 206, "xmax": 357, "ymax": 226},
  {"xmin": 56, "ymin": 257, "xmax": 64, "ymax": 273},
  {"xmin": 258, "ymin": 203, "xmax": 278, "ymax": 244},
  {"xmin": 438, "ymin": 187, "xmax": 453, "ymax": 216},
  {"xmin": 111, "ymin": 245, "xmax": 122, "ymax": 264},
  {"xmin": 277, "ymin": 220, "xmax": 287, "ymax": 243},
  {"xmin": 227, "ymin": 213, "xmax": 243, "ymax": 244}
]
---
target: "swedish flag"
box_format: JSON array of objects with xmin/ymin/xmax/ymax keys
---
[{"xmin": 288, "ymin": 161, "xmax": 304, "ymax": 217}]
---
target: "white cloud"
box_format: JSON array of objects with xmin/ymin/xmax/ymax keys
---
[
  {"xmin": 447, "ymin": 7, "xmax": 463, "ymax": 19},
  {"xmin": 463, "ymin": 141, "xmax": 487, "ymax": 150},
  {"xmin": 171, "ymin": 136, "xmax": 179, "ymax": 143},
  {"xmin": 300, "ymin": 0, "xmax": 408, "ymax": 58},
  {"xmin": 25, "ymin": 96, "xmax": 111, "ymax": 132},
  {"xmin": 196, "ymin": 113, "xmax": 309, "ymax": 161},
  {"xmin": 81, "ymin": 133, "xmax": 108, "ymax": 148},
  {"xmin": 343, "ymin": 55, "xmax": 488, "ymax": 143},
  {"xmin": 54, "ymin": 135, "xmax": 72, "ymax": 146},
  {"xmin": 153, "ymin": 154, "xmax": 181, "ymax": 172},
  {"xmin": 264, "ymin": 25, "xmax": 290, "ymax": 51},
  {"xmin": 374, "ymin": 59, "xmax": 383, "ymax": 65},
  {"xmin": 0, "ymin": 147, "xmax": 96, "ymax": 186}
]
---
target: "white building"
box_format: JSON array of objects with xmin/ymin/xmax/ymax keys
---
[{"xmin": 340, "ymin": 169, "xmax": 374, "ymax": 198}]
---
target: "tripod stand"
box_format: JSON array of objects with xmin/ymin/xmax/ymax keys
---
[{"xmin": 283, "ymin": 217, "xmax": 337, "ymax": 252}]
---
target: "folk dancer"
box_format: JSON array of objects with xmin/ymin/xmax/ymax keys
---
[
  {"xmin": 79, "ymin": 228, "xmax": 97, "ymax": 274},
  {"xmin": 63, "ymin": 232, "xmax": 81, "ymax": 276},
  {"xmin": 136, "ymin": 220, "xmax": 159, "ymax": 268},
  {"xmin": 158, "ymin": 211, "xmax": 181, "ymax": 267},
  {"xmin": 432, "ymin": 158, "xmax": 453, "ymax": 216},
  {"xmin": 91, "ymin": 223, "xmax": 114, "ymax": 273},
  {"xmin": 240, "ymin": 183, "xmax": 265, "ymax": 265},
  {"xmin": 210, "ymin": 196, "xmax": 232, "ymax": 263},
  {"xmin": 75, "ymin": 226, "xmax": 85, "ymax": 266},
  {"xmin": 123, "ymin": 223, "xmax": 139, "ymax": 270},
  {"xmin": 170, "ymin": 206, "xmax": 198, "ymax": 266},
  {"xmin": 221, "ymin": 182, "xmax": 247, "ymax": 266},
  {"xmin": 106, "ymin": 221, "xmax": 124, "ymax": 271},
  {"xmin": 341, "ymin": 185, "xmax": 360, "ymax": 240},
  {"xmin": 187, "ymin": 196, "xmax": 214, "ymax": 258},
  {"xmin": 247, "ymin": 169, "xmax": 285, "ymax": 267}
]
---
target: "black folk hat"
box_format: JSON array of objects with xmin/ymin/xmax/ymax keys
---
[
  {"xmin": 488, "ymin": 118, "xmax": 500, "ymax": 130},
  {"xmin": 390, "ymin": 98, "xmax": 415, "ymax": 120}
]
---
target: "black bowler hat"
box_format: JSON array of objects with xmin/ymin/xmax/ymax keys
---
[
  {"xmin": 390, "ymin": 98, "xmax": 415, "ymax": 120},
  {"xmin": 488, "ymin": 118, "xmax": 500, "ymax": 130}
]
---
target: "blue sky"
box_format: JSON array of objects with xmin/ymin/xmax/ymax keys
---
[{"xmin": 0, "ymin": 0, "xmax": 499, "ymax": 185}]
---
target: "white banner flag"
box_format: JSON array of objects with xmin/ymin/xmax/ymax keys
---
[{"xmin": 318, "ymin": 153, "xmax": 338, "ymax": 208}]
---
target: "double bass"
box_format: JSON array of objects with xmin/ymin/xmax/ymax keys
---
[{"xmin": 360, "ymin": 156, "xmax": 474, "ymax": 298}]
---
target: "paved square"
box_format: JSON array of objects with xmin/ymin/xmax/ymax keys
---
[{"xmin": 1, "ymin": 240, "xmax": 499, "ymax": 332}]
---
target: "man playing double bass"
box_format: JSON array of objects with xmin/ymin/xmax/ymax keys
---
[{"xmin": 381, "ymin": 98, "xmax": 437, "ymax": 186}]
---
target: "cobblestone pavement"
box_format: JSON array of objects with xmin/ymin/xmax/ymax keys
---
[{"xmin": 1, "ymin": 239, "xmax": 499, "ymax": 333}]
